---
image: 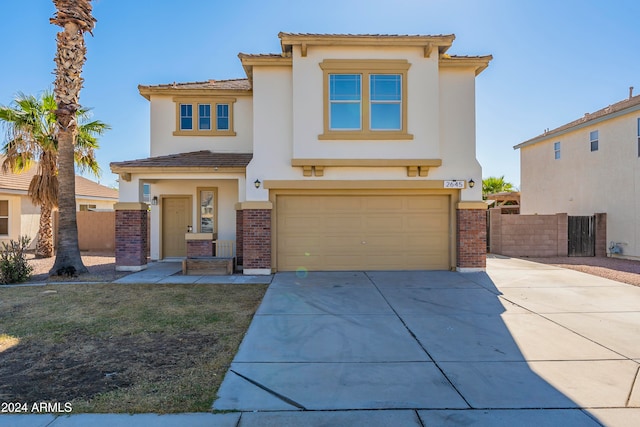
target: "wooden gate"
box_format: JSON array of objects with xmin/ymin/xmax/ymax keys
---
[{"xmin": 568, "ymin": 215, "xmax": 595, "ymax": 257}]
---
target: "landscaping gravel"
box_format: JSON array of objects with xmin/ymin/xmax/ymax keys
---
[{"xmin": 521, "ymin": 256, "xmax": 640, "ymax": 287}]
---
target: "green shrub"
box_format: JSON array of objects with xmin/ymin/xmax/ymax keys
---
[{"xmin": 0, "ymin": 236, "xmax": 33, "ymax": 284}]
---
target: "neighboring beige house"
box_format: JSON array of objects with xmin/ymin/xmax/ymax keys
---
[
  {"xmin": 111, "ymin": 32, "xmax": 492, "ymax": 274},
  {"xmin": 0, "ymin": 164, "xmax": 119, "ymax": 245},
  {"xmin": 515, "ymin": 90, "xmax": 640, "ymax": 260}
]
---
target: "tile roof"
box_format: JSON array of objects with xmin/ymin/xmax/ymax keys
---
[
  {"xmin": 139, "ymin": 78, "xmax": 251, "ymax": 92},
  {"xmin": 110, "ymin": 150, "xmax": 253, "ymax": 171},
  {"xmin": 0, "ymin": 159, "xmax": 118, "ymax": 199},
  {"xmin": 278, "ymin": 32, "xmax": 455, "ymax": 39},
  {"xmin": 516, "ymin": 93, "xmax": 640, "ymax": 149}
]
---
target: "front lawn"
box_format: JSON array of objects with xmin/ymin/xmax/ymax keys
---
[{"xmin": 0, "ymin": 283, "xmax": 267, "ymax": 413}]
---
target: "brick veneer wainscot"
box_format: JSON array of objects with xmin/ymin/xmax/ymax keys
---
[
  {"xmin": 242, "ymin": 209, "xmax": 271, "ymax": 270},
  {"xmin": 457, "ymin": 209, "xmax": 487, "ymax": 269},
  {"xmin": 115, "ymin": 208, "xmax": 148, "ymax": 269},
  {"xmin": 236, "ymin": 209, "xmax": 244, "ymax": 266},
  {"xmin": 186, "ymin": 240, "xmax": 213, "ymax": 257}
]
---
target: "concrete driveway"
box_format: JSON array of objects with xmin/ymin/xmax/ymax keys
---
[{"xmin": 214, "ymin": 257, "xmax": 640, "ymax": 426}]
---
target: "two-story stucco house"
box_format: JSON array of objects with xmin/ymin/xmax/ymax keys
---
[
  {"xmin": 515, "ymin": 90, "xmax": 640, "ymax": 260},
  {"xmin": 110, "ymin": 32, "xmax": 491, "ymax": 274}
]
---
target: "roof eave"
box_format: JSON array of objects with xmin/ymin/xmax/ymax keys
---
[
  {"xmin": 278, "ymin": 32, "xmax": 456, "ymax": 57},
  {"xmin": 514, "ymin": 102, "xmax": 640, "ymax": 150},
  {"xmin": 110, "ymin": 165, "xmax": 247, "ymax": 175},
  {"xmin": 439, "ymin": 55, "xmax": 493, "ymax": 75},
  {"xmin": 138, "ymin": 85, "xmax": 252, "ymax": 100}
]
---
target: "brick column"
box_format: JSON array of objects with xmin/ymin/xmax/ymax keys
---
[
  {"xmin": 235, "ymin": 208, "xmax": 244, "ymax": 267},
  {"xmin": 242, "ymin": 207, "xmax": 271, "ymax": 275},
  {"xmin": 456, "ymin": 203, "xmax": 487, "ymax": 272},
  {"xmin": 595, "ymin": 213, "xmax": 607, "ymax": 257},
  {"xmin": 185, "ymin": 233, "xmax": 214, "ymax": 258},
  {"xmin": 115, "ymin": 203, "xmax": 148, "ymax": 271}
]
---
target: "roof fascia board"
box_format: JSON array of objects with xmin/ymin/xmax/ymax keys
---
[
  {"xmin": 439, "ymin": 56, "xmax": 493, "ymax": 75},
  {"xmin": 138, "ymin": 86, "xmax": 251, "ymax": 100},
  {"xmin": 109, "ymin": 165, "xmax": 247, "ymax": 174},
  {"xmin": 279, "ymin": 33, "xmax": 455, "ymax": 57}
]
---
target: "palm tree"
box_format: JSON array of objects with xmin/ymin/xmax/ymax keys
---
[
  {"xmin": 50, "ymin": 0, "xmax": 97, "ymax": 275},
  {"xmin": 482, "ymin": 176, "xmax": 515, "ymax": 199},
  {"xmin": 0, "ymin": 91, "xmax": 108, "ymax": 258}
]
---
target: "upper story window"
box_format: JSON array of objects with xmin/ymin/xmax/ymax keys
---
[
  {"xmin": 173, "ymin": 97, "xmax": 236, "ymax": 136},
  {"xmin": 590, "ymin": 130, "xmax": 599, "ymax": 152},
  {"xmin": 554, "ymin": 141, "xmax": 561, "ymax": 160},
  {"xmin": 319, "ymin": 59, "xmax": 413, "ymax": 140}
]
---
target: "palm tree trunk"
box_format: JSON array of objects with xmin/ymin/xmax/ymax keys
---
[
  {"xmin": 48, "ymin": 1, "xmax": 96, "ymax": 276},
  {"xmin": 50, "ymin": 130, "xmax": 87, "ymax": 274},
  {"xmin": 36, "ymin": 203, "xmax": 54, "ymax": 258}
]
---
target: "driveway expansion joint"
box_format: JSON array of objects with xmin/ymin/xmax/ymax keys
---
[{"xmin": 230, "ymin": 369, "xmax": 307, "ymax": 410}]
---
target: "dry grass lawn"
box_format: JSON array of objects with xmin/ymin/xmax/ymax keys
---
[{"xmin": 0, "ymin": 283, "xmax": 267, "ymax": 413}]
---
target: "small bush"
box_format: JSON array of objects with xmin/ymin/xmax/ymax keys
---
[{"xmin": 0, "ymin": 236, "xmax": 33, "ymax": 284}]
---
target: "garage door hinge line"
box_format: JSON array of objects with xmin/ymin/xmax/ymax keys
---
[
  {"xmin": 363, "ymin": 272, "xmax": 473, "ymax": 409},
  {"xmin": 230, "ymin": 369, "xmax": 307, "ymax": 410}
]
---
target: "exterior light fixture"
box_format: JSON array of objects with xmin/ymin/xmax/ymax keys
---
[
  {"xmin": 151, "ymin": 196, "xmax": 158, "ymax": 205},
  {"xmin": 254, "ymin": 179, "xmax": 261, "ymax": 189},
  {"xmin": 468, "ymin": 179, "xmax": 475, "ymax": 188}
]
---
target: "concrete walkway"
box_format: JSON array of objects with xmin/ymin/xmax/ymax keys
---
[
  {"xmin": 3, "ymin": 257, "xmax": 640, "ymax": 426},
  {"xmin": 112, "ymin": 261, "xmax": 273, "ymax": 285}
]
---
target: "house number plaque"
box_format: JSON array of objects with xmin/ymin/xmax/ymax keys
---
[{"xmin": 444, "ymin": 180, "xmax": 465, "ymax": 189}]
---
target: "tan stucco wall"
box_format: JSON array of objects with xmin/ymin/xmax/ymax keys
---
[
  {"xmin": 149, "ymin": 95, "xmax": 253, "ymax": 157},
  {"xmin": 76, "ymin": 197, "xmax": 117, "ymax": 211},
  {"xmin": 246, "ymin": 45, "xmax": 483, "ymax": 202},
  {"xmin": 520, "ymin": 112, "xmax": 640, "ymax": 258}
]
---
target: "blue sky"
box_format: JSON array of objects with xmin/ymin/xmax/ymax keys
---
[{"xmin": 1, "ymin": 0, "xmax": 639, "ymax": 188}]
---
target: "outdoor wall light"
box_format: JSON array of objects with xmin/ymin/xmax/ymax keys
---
[
  {"xmin": 254, "ymin": 179, "xmax": 261, "ymax": 189},
  {"xmin": 468, "ymin": 179, "xmax": 475, "ymax": 188},
  {"xmin": 151, "ymin": 196, "xmax": 158, "ymax": 205}
]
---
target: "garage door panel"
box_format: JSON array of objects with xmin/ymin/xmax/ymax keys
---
[
  {"xmin": 277, "ymin": 194, "xmax": 450, "ymax": 271},
  {"xmin": 324, "ymin": 216, "xmax": 363, "ymax": 230}
]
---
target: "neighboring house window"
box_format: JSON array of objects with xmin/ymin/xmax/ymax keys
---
[
  {"xmin": 173, "ymin": 97, "xmax": 236, "ymax": 136},
  {"xmin": 198, "ymin": 188, "xmax": 217, "ymax": 234},
  {"xmin": 590, "ymin": 130, "xmax": 599, "ymax": 152},
  {"xmin": 319, "ymin": 59, "xmax": 413, "ymax": 140},
  {"xmin": 79, "ymin": 204, "xmax": 97, "ymax": 211},
  {"xmin": 0, "ymin": 200, "xmax": 7, "ymax": 235},
  {"xmin": 554, "ymin": 141, "xmax": 561, "ymax": 160}
]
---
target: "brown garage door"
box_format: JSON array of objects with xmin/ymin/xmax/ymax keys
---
[{"xmin": 276, "ymin": 194, "xmax": 450, "ymax": 271}]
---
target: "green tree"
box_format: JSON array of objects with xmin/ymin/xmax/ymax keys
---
[
  {"xmin": 482, "ymin": 175, "xmax": 515, "ymax": 199},
  {"xmin": 50, "ymin": 0, "xmax": 97, "ymax": 275},
  {"xmin": 0, "ymin": 91, "xmax": 109, "ymax": 258}
]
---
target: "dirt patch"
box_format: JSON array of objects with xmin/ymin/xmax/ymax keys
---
[
  {"xmin": 0, "ymin": 332, "xmax": 219, "ymax": 403},
  {"xmin": 24, "ymin": 252, "xmax": 131, "ymax": 283},
  {"xmin": 0, "ymin": 283, "xmax": 267, "ymax": 413},
  {"xmin": 521, "ymin": 256, "xmax": 640, "ymax": 287}
]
